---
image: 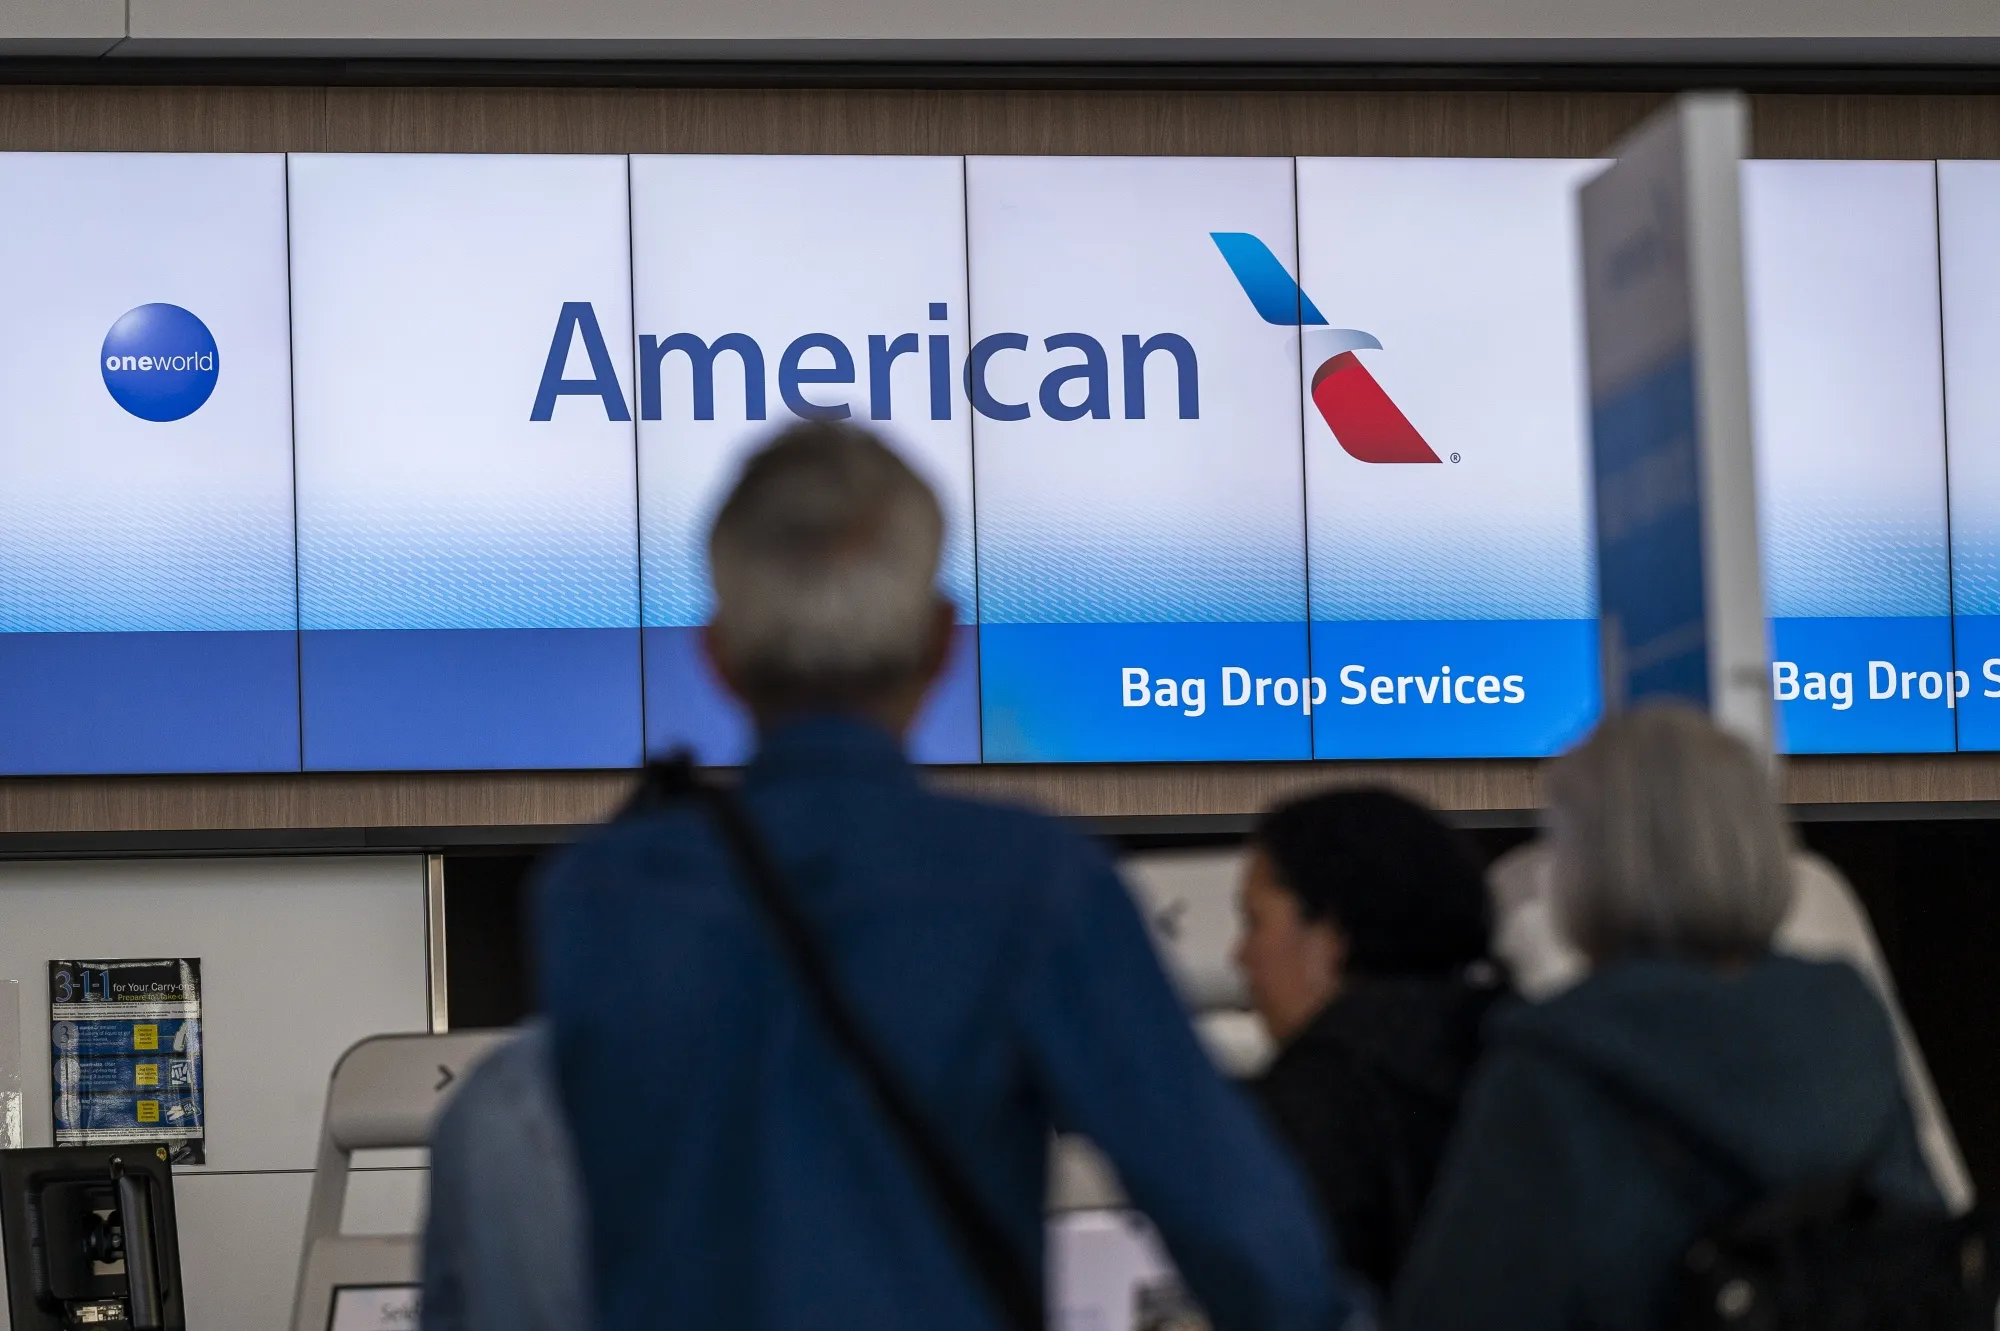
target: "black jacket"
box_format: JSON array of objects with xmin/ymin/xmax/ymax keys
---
[
  {"xmin": 1393, "ymin": 955, "xmax": 1942, "ymax": 1331},
  {"xmin": 1252, "ymin": 972, "xmax": 1501, "ymax": 1294}
]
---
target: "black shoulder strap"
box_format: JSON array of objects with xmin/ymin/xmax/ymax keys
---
[
  {"xmin": 1517, "ymin": 1034, "xmax": 1757, "ymax": 1220},
  {"xmin": 1534, "ymin": 1030, "xmax": 1899, "ymax": 1210},
  {"xmin": 635, "ymin": 756, "xmax": 1045, "ymax": 1331}
]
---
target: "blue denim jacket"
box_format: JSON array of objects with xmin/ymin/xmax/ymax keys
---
[
  {"xmin": 539, "ymin": 716, "xmax": 1350, "ymax": 1331},
  {"xmin": 421, "ymin": 1022, "xmax": 589, "ymax": 1331}
]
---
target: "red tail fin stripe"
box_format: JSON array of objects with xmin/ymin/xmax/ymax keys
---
[{"xmin": 1310, "ymin": 353, "xmax": 1442, "ymax": 465}]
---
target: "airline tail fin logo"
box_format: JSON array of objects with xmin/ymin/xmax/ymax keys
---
[{"xmin": 1210, "ymin": 232, "xmax": 1440, "ymax": 464}]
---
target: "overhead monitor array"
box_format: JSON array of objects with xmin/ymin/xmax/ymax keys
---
[{"xmin": 0, "ymin": 153, "xmax": 1992, "ymax": 772}]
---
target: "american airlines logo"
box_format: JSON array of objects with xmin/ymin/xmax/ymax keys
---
[
  {"xmin": 1211, "ymin": 233, "xmax": 1441, "ymax": 464},
  {"xmin": 528, "ymin": 302, "xmax": 1199, "ymax": 424}
]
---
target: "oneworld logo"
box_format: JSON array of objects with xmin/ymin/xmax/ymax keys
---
[
  {"xmin": 1210, "ymin": 233, "xmax": 1440, "ymax": 464},
  {"xmin": 529, "ymin": 302, "xmax": 1199, "ymax": 424},
  {"xmin": 101, "ymin": 304, "xmax": 219, "ymax": 423}
]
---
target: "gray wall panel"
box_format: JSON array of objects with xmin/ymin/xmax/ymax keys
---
[
  {"xmin": 0, "ymin": 855, "xmax": 429, "ymax": 1171},
  {"xmin": 0, "ymin": 0, "xmax": 121, "ymax": 50},
  {"xmin": 112, "ymin": 0, "xmax": 2000, "ymax": 60},
  {"xmin": 0, "ymin": 856, "xmax": 431, "ymax": 1329}
]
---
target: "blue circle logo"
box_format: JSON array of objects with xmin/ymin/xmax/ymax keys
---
[{"xmin": 101, "ymin": 304, "xmax": 219, "ymax": 422}]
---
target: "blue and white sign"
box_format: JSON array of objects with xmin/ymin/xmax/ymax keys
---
[
  {"xmin": 50, "ymin": 957, "xmax": 204, "ymax": 1165},
  {"xmin": 630, "ymin": 155, "xmax": 979, "ymax": 764},
  {"xmin": 9, "ymin": 146, "xmax": 2000, "ymax": 774},
  {"xmin": 1580, "ymin": 94, "xmax": 1772, "ymax": 754},
  {"xmin": 1941, "ymin": 162, "xmax": 2000, "ymax": 752},
  {"xmin": 967, "ymin": 156, "xmax": 1312, "ymax": 762},
  {"xmin": 1746, "ymin": 160, "xmax": 1956, "ymax": 754},
  {"xmin": 0, "ymin": 153, "xmax": 299, "ymax": 776},
  {"xmin": 1297, "ymin": 157, "xmax": 1602, "ymax": 759},
  {"xmin": 287, "ymin": 154, "xmax": 643, "ymax": 771}
]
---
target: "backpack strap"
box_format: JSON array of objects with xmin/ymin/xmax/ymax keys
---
[
  {"xmin": 1544, "ymin": 1035, "xmax": 1904, "ymax": 1217},
  {"xmin": 633, "ymin": 756, "xmax": 1046, "ymax": 1331},
  {"xmin": 1523, "ymin": 1035, "xmax": 1759, "ymax": 1218}
]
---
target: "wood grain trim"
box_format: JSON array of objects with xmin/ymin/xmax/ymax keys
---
[
  {"xmin": 5, "ymin": 755, "xmax": 1996, "ymax": 837},
  {"xmin": 934, "ymin": 760, "xmax": 1546, "ymax": 819},
  {"xmin": 1781, "ymin": 754, "xmax": 2000, "ymax": 807},
  {"xmin": 0, "ymin": 763, "xmax": 1540, "ymax": 834},
  {"xmin": 3, "ymin": 86, "xmax": 2000, "ymax": 158},
  {"xmin": 0, "ymin": 770, "xmax": 637, "ymax": 835}
]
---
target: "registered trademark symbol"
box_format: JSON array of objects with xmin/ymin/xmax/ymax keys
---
[{"xmin": 1450, "ymin": 452, "xmax": 1461, "ymax": 463}]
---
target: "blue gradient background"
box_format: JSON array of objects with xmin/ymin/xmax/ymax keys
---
[
  {"xmin": 287, "ymin": 154, "xmax": 643, "ymax": 771},
  {"xmin": 1746, "ymin": 161, "xmax": 1956, "ymax": 754},
  {"xmin": 1297, "ymin": 159, "xmax": 1601, "ymax": 759},
  {"xmin": 629, "ymin": 156, "xmax": 981, "ymax": 763},
  {"xmin": 0, "ymin": 153, "xmax": 300, "ymax": 775},
  {"xmin": 1943, "ymin": 164, "xmax": 2000, "ymax": 750},
  {"xmin": 966, "ymin": 157, "xmax": 1313, "ymax": 761}
]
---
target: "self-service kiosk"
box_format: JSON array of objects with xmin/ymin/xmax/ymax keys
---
[{"xmin": 0, "ymin": 1145, "xmax": 185, "ymax": 1331}]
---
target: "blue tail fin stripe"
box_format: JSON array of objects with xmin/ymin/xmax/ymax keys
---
[{"xmin": 1209, "ymin": 232, "xmax": 1328, "ymax": 326}]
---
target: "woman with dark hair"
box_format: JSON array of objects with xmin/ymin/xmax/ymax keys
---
[{"xmin": 1235, "ymin": 787, "xmax": 1502, "ymax": 1295}]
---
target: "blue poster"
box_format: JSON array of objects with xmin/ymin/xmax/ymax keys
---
[{"xmin": 50, "ymin": 958, "xmax": 204, "ymax": 1165}]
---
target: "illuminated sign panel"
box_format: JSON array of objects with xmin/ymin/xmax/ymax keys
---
[
  {"xmin": 1943, "ymin": 162, "xmax": 2000, "ymax": 751},
  {"xmin": 1747, "ymin": 160, "xmax": 1955, "ymax": 753},
  {"xmin": 0, "ymin": 151, "xmax": 1985, "ymax": 772},
  {"xmin": 1296, "ymin": 157, "xmax": 1602, "ymax": 759},
  {"xmin": 288, "ymin": 154, "xmax": 643, "ymax": 771},
  {"xmin": 0, "ymin": 153, "xmax": 299, "ymax": 775},
  {"xmin": 966, "ymin": 156, "xmax": 1313, "ymax": 762},
  {"xmin": 630, "ymin": 155, "xmax": 979, "ymax": 764}
]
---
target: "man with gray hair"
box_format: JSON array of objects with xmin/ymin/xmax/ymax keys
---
[
  {"xmin": 704, "ymin": 421, "xmax": 952, "ymax": 722},
  {"xmin": 538, "ymin": 422, "xmax": 1351, "ymax": 1331}
]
